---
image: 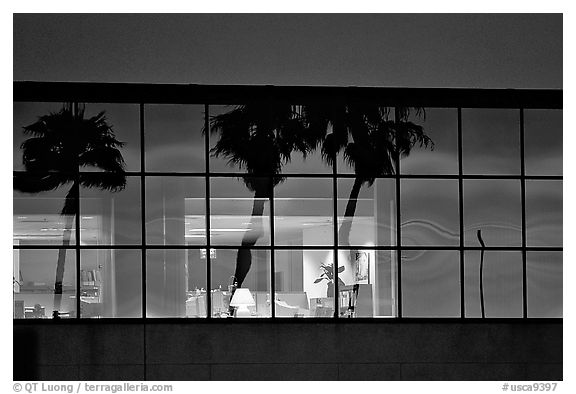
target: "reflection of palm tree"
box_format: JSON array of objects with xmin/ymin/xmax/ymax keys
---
[
  {"xmin": 307, "ymin": 104, "xmax": 433, "ymax": 249},
  {"xmin": 208, "ymin": 104, "xmax": 313, "ymax": 290},
  {"xmin": 14, "ymin": 103, "xmax": 126, "ymax": 318}
]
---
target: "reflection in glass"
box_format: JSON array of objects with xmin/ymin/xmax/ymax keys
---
[
  {"xmin": 401, "ymin": 179, "xmax": 459, "ymax": 246},
  {"xmin": 465, "ymin": 251, "xmax": 523, "ymax": 318},
  {"xmin": 211, "ymin": 249, "xmax": 270, "ymax": 318},
  {"xmin": 211, "ymin": 177, "xmax": 270, "ymax": 298},
  {"xmin": 146, "ymin": 177, "xmax": 205, "ymax": 245},
  {"xmin": 462, "ymin": 109, "xmax": 520, "ymax": 174},
  {"xmin": 527, "ymin": 252, "xmax": 562, "ymax": 318},
  {"xmin": 525, "ymin": 110, "xmax": 562, "ymax": 176},
  {"xmin": 82, "ymin": 104, "xmax": 140, "ymax": 172},
  {"xmin": 210, "ymin": 177, "xmax": 270, "ymax": 247},
  {"xmin": 526, "ymin": 180, "xmax": 562, "ymax": 247},
  {"xmin": 208, "ymin": 104, "xmax": 313, "ymax": 174},
  {"xmin": 81, "ymin": 175, "xmax": 141, "ymax": 245},
  {"xmin": 401, "ymin": 108, "xmax": 458, "ymax": 175},
  {"xmin": 13, "ymin": 249, "xmax": 76, "ymax": 319},
  {"xmin": 278, "ymin": 105, "xmax": 332, "ymax": 174},
  {"xmin": 81, "ymin": 249, "xmax": 141, "ymax": 318},
  {"xmin": 13, "ymin": 102, "xmax": 66, "ymax": 172},
  {"xmin": 14, "ymin": 185, "xmax": 77, "ymax": 246},
  {"xmin": 14, "ymin": 103, "xmax": 127, "ymax": 174},
  {"xmin": 147, "ymin": 249, "xmax": 203, "ymax": 318},
  {"xmin": 208, "ymin": 105, "xmax": 244, "ymax": 174},
  {"xmin": 336, "ymin": 249, "xmax": 397, "ymax": 318},
  {"xmin": 13, "ymin": 179, "xmax": 79, "ymax": 317},
  {"xmin": 275, "ymin": 178, "xmax": 332, "ymax": 246},
  {"xmin": 337, "ymin": 179, "xmax": 395, "ymax": 248},
  {"xmin": 145, "ymin": 105, "xmax": 205, "ymax": 172},
  {"xmin": 275, "ymin": 250, "xmax": 334, "ymax": 318},
  {"xmin": 401, "ymin": 250, "xmax": 460, "ymax": 317},
  {"xmin": 283, "ymin": 149, "xmax": 332, "ymax": 173},
  {"xmin": 464, "ymin": 180, "xmax": 522, "ymax": 247},
  {"xmin": 13, "ymin": 101, "xmax": 128, "ymax": 258},
  {"xmin": 336, "ymin": 105, "xmax": 432, "ymax": 175}
]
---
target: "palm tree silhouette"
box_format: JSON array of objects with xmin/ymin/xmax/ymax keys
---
[
  {"xmin": 208, "ymin": 103, "xmax": 432, "ymax": 313},
  {"xmin": 14, "ymin": 103, "xmax": 126, "ymax": 318},
  {"xmin": 307, "ymin": 104, "xmax": 433, "ymax": 250},
  {"xmin": 207, "ymin": 104, "xmax": 314, "ymax": 294}
]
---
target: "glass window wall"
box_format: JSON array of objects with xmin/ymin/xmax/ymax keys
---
[{"xmin": 13, "ymin": 100, "xmax": 562, "ymax": 320}]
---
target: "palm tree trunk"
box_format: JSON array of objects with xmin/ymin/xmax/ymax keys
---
[
  {"xmin": 233, "ymin": 189, "xmax": 267, "ymax": 288},
  {"xmin": 53, "ymin": 182, "xmax": 78, "ymax": 318},
  {"xmin": 227, "ymin": 189, "xmax": 266, "ymax": 316},
  {"xmin": 477, "ymin": 230, "xmax": 486, "ymax": 318},
  {"xmin": 339, "ymin": 177, "xmax": 363, "ymax": 247}
]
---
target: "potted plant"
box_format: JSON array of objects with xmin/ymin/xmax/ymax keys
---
[{"xmin": 314, "ymin": 263, "xmax": 345, "ymax": 297}]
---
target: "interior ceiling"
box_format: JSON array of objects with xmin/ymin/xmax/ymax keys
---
[
  {"xmin": 14, "ymin": 215, "xmax": 374, "ymax": 244},
  {"xmin": 13, "ymin": 215, "xmax": 99, "ymax": 242}
]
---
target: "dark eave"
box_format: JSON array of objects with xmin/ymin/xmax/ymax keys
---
[{"xmin": 14, "ymin": 81, "xmax": 562, "ymax": 109}]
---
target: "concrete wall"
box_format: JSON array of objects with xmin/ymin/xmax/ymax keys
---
[{"xmin": 14, "ymin": 320, "xmax": 562, "ymax": 381}]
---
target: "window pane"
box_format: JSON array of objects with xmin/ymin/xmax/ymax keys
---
[
  {"xmin": 211, "ymin": 248, "xmax": 271, "ymax": 318},
  {"xmin": 335, "ymin": 106, "xmax": 431, "ymax": 175},
  {"xmin": 145, "ymin": 105, "xmax": 205, "ymax": 172},
  {"xmin": 14, "ymin": 179, "xmax": 77, "ymax": 246},
  {"xmin": 83, "ymin": 104, "xmax": 140, "ymax": 172},
  {"xmin": 81, "ymin": 249, "xmax": 141, "ymax": 318},
  {"xmin": 208, "ymin": 104, "xmax": 330, "ymax": 174},
  {"xmin": 401, "ymin": 108, "xmax": 458, "ymax": 175},
  {"xmin": 281, "ymin": 104, "xmax": 332, "ymax": 174},
  {"xmin": 338, "ymin": 178, "xmax": 395, "ymax": 248},
  {"xmin": 14, "ymin": 103, "xmax": 138, "ymax": 173},
  {"xmin": 465, "ymin": 251, "xmax": 522, "ymax": 318},
  {"xmin": 375, "ymin": 250, "xmax": 398, "ymax": 317},
  {"xmin": 464, "ymin": 180, "xmax": 522, "ymax": 247},
  {"xmin": 336, "ymin": 249, "xmax": 396, "ymax": 318},
  {"xmin": 208, "ymin": 105, "xmax": 239, "ymax": 173},
  {"xmin": 210, "ymin": 177, "xmax": 270, "ymax": 246},
  {"xmin": 13, "ymin": 102, "xmax": 68, "ymax": 172},
  {"xmin": 527, "ymin": 252, "xmax": 562, "ymax": 318},
  {"xmin": 462, "ymin": 109, "xmax": 520, "ymax": 174},
  {"xmin": 275, "ymin": 249, "xmax": 334, "ymax": 318},
  {"xmin": 401, "ymin": 179, "xmax": 459, "ymax": 246},
  {"xmin": 526, "ymin": 180, "xmax": 562, "ymax": 247},
  {"xmin": 80, "ymin": 175, "xmax": 141, "ymax": 245},
  {"xmin": 282, "ymin": 150, "xmax": 332, "ymax": 173},
  {"xmin": 275, "ymin": 178, "xmax": 332, "ymax": 246},
  {"xmin": 401, "ymin": 250, "xmax": 460, "ymax": 317},
  {"xmin": 147, "ymin": 249, "xmax": 203, "ymax": 318},
  {"xmin": 525, "ymin": 110, "xmax": 562, "ymax": 176},
  {"xmin": 146, "ymin": 177, "xmax": 205, "ymax": 246},
  {"xmin": 13, "ymin": 249, "xmax": 76, "ymax": 319}
]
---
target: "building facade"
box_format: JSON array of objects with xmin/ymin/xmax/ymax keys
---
[{"xmin": 13, "ymin": 82, "xmax": 562, "ymax": 380}]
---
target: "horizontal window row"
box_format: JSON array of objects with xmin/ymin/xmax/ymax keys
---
[
  {"xmin": 13, "ymin": 103, "xmax": 562, "ymax": 176},
  {"xmin": 13, "ymin": 248, "xmax": 562, "ymax": 319},
  {"xmin": 14, "ymin": 177, "xmax": 563, "ymax": 248}
]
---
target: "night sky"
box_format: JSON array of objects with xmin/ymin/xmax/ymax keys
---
[{"xmin": 13, "ymin": 14, "xmax": 561, "ymax": 88}]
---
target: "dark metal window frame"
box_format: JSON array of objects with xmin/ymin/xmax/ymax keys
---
[{"xmin": 13, "ymin": 82, "xmax": 563, "ymax": 321}]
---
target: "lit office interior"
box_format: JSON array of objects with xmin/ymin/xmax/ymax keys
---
[{"xmin": 13, "ymin": 103, "xmax": 562, "ymax": 319}]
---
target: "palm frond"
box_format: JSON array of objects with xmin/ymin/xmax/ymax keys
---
[
  {"xmin": 208, "ymin": 104, "xmax": 310, "ymax": 192},
  {"xmin": 79, "ymin": 173, "xmax": 126, "ymax": 192},
  {"xmin": 14, "ymin": 173, "xmax": 72, "ymax": 194},
  {"xmin": 79, "ymin": 146, "xmax": 126, "ymax": 172},
  {"xmin": 16, "ymin": 103, "xmax": 127, "ymax": 195}
]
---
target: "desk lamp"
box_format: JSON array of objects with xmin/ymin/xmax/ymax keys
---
[{"xmin": 230, "ymin": 288, "xmax": 255, "ymax": 317}]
